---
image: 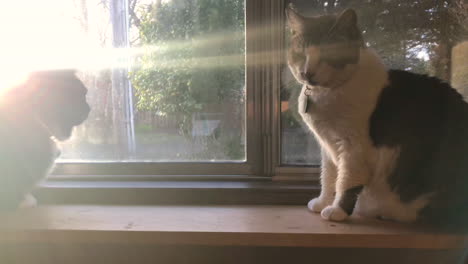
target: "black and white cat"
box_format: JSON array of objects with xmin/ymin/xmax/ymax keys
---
[
  {"xmin": 0, "ymin": 70, "xmax": 90, "ymax": 211},
  {"xmin": 286, "ymin": 6, "xmax": 468, "ymax": 230}
]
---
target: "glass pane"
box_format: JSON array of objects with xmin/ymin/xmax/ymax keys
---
[
  {"xmin": 2, "ymin": 0, "xmax": 245, "ymax": 162},
  {"xmin": 281, "ymin": 0, "xmax": 468, "ymax": 166}
]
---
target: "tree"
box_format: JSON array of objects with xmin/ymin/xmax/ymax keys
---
[{"xmin": 129, "ymin": 0, "xmax": 245, "ymax": 137}]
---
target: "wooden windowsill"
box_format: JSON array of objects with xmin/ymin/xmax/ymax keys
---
[{"xmin": 0, "ymin": 205, "xmax": 466, "ymax": 249}]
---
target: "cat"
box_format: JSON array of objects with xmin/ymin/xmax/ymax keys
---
[
  {"xmin": 286, "ymin": 6, "xmax": 468, "ymax": 230},
  {"xmin": 0, "ymin": 70, "xmax": 90, "ymax": 211}
]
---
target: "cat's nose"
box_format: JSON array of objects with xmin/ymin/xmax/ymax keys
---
[
  {"xmin": 300, "ymin": 71, "xmax": 314, "ymax": 81},
  {"xmin": 301, "ymin": 72, "xmax": 314, "ymax": 80}
]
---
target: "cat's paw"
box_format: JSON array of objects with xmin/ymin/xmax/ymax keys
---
[
  {"xmin": 321, "ymin": 205, "xmax": 348, "ymax": 221},
  {"xmin": 18, "ymin": 194, "xmax": 37, "ymax": 209},
  {"xmin": 307, "ymin": 197, "xmax": 330, "ymax": 213}
]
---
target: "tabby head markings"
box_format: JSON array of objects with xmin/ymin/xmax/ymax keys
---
[{"xmin": 286, "ymin": 7, "xmax": 364, "ymax": 88}]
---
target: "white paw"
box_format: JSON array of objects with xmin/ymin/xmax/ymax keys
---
[
  {"xmin": 307, "ymin": 197, "xmax": 329, "ymax": 213},
  {"xmin": 321, "ymin": 206, "xmax": 348, "ymax": 221},
  {"xmin": 18, "ymin": 194, "xmax": 38, "ymax": 209}
]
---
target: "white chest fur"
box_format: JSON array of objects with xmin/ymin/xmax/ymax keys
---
[{"xmin": 298, "ymin": 48, "xmax": 388, "ymax": 165}]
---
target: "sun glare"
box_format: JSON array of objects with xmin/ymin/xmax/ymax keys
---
[
  {"xmin": 0, "ymin": 0, "xmax": 245, "ymax": 93},
  {"xmin": 0, "ymin": 0, "xmax": 104, "ymax": 90}
]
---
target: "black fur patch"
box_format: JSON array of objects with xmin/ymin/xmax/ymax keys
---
[
  {"xmin": 369, "ymin": 70, "xmax": 468, "ymax": 229},
  {"xmin": 339, "ymin": 185, "xmax": 364, "ymax": 215}
]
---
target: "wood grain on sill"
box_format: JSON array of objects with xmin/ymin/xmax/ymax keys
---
[{"xmin": 0, "ymin": 205, "xmax": 466, "ymax": 249}]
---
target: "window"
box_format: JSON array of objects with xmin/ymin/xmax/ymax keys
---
[
  {"xmin": 1, "ymin": 0, "xmax": 467, "ymax": 181},
  {"xmin": 57, "ymin": 0, "xmax": 247, "ymax": 163},
  {"xmin": 2, "ymin": 0, "xmax": 260, "ymax": 176}
]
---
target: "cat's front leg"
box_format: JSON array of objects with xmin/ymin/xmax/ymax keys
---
[
  {"xmin": 321, "ymin": 151, "xmax": 369, "ymax": 221},
  {"xmin": 308, "ymin": 149, "xmax": 337, "ymax": 212}
]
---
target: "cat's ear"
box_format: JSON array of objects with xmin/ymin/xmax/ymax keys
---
[
  {"xmin": 329, "ymin": 9, "xmax": 358, "ymax": 35},
  {"xmin": 285, "ymin": 5, "xmax": 305, "ymax": 34},
  {"xmin": 338, "ymin": 9, "xmax": 357, "ymax": 27}
]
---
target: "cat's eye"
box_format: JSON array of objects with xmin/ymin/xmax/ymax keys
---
[{"xmin": 292, "ymin": 52, "xmax": 305, "ymax": 61}]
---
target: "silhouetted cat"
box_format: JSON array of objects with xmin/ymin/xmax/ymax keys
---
[{"xmin": 0, "ymin": 70, "xmax": 90, "ymax": 210}]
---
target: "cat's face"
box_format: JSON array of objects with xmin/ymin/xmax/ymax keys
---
[
  {"xmin": 29, "ymin": 70, "xmax": 91, "ymax": 141},
  {"xmin": 286, "ymin": 7, "xmax": 363, "ymax": 88}
]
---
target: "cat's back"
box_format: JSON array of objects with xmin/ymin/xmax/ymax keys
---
[
  {"xmin": 369, "ymin": 69, "xmax": 468, "ymax": 230},
  {"xmin": 371, "ymin": 69, "xmax": 468, "ymax": 146},
  {"xmin": 371, "ymin": 69, "xmax": 468, "ymax": 176}
]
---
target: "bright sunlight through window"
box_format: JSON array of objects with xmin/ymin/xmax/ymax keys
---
[{"xmin": 0, "ymin": 0, "xmax": 246, "ymax": 162}]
